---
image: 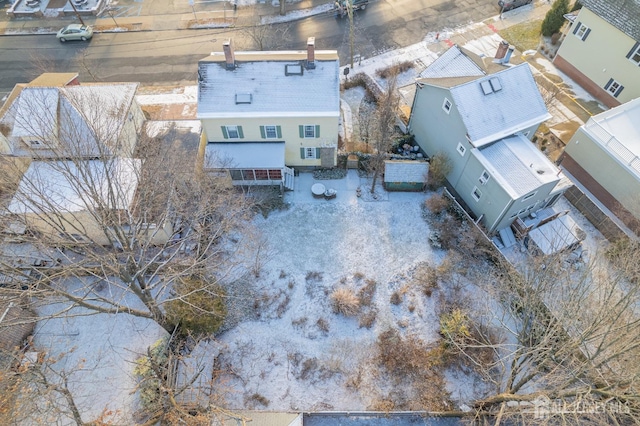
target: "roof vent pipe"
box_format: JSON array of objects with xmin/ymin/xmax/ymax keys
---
[{"xmin": 223, "ymin": 39, "xmax": 235, "ymax": 70}]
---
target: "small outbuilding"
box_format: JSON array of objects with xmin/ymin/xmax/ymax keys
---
[{"xmin": 384, "ymin": 160, "xmax": 428, "ymax": 191}]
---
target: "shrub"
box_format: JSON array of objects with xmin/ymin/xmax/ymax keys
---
[
  {"xmin": 570, "ymin": 0, "xmax": 582, "ymax": 12},
  {"xmin": 413, "ymin": 264, "xmax": 438, "ymax": 295},
  {"xmin": 316, "ymin": 317, "xmax": 330, "ymax": 332},
  {"xmin": 424, "ymin": 194, "xmax": 449, "ymax": 216},
  {"xmin": 541, "ymin": 0, "xmax": 569, "ymax": 37},
  {"xmin": 133, "ymin": 338, "xmax": 169, "ymax": 410},
  {"xmin": 358, "ymin": 309, "xmax": 377, "ymax": 328},
  {"xmin": 390, "ymin": 291, "xmax": 402, "ymax": 305},
  {"xmin": 375, "ymin": 60, "xmax": 415, "ymax": 79},
  {"xmin": 330, "ymin": 288, "xmax": 360, "ymax": 316},
  {"xmin": 440, "ymin": 308, "xmax": 471, "ymax": 346},
  {"xmin": 165, "ymin": 276, "xmax": 226, "ymax": 337},
  {"xmin": 357, "ymin": 279, "xmax": 377, "ymax": 306},
  {"xmin": 427, "ymin": 152, "xmax": 452, "ymax": 190}
]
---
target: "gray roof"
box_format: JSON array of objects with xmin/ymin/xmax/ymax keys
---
[
  {"xmin": 475, "ymin": 134, "xmax": 560, "ymax": 199},
  {"xmin": 449, "ymin": 63, "xmax": 550, "ymax": 147},
  {"xmin": 581, "ymin": 0, "xmax": 640, "ymax": 41},
  {"xmin": 419, "ymin": 45, "xmax": 485, "ymax": 79},
  {"xmin": 197, "ymin": 51, "xmax": 340, "ymax": 118}
]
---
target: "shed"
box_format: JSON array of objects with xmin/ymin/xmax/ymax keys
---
[{"xmin": 384, "ymin": 160, "xmax": 428, "ymax": 191}]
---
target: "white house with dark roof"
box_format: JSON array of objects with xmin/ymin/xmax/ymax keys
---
[
  {"xmin": 409, "ymin": 45, "xmax": 570, "ymax": 233},
  {"xmin": 554, "ymin": 0, "xmax": 640, "ymax": 107},
  {"xmin": 0, "ymin": 73, "xmax": 144, "ymax": 159},
  {"xmin": 561, "ymin": 98, "xmax": 640, "ymax": 233},
  {"xmin": 197, "ymin": 38, "xmax": 340, "ymax": 190}
]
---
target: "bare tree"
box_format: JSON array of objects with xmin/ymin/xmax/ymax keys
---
[
  {"xmin": 369, "ymin": 71, "xmax": 399, "ymax": 193},
  {"xmin": 237, "ymin": 8, "xmax": 292, "ymax": 51},
  {"xmin": 0, "ymin": 88, "xmax": 260, "ymax": 335},
  {"xmin": 442, "ymin": 243, "xmax": 640, "ymax": 423}
]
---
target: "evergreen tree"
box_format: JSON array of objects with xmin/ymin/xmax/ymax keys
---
[{"xmin": 541, "ymin": 0, "xmax": 569, "ymax": 37}]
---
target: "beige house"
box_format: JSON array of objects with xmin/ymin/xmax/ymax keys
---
[
  {"xmin": 197, "ymin": 38, "xmax": 340, "ymax": 190},
  {"xmin": 4, "ymin": 158, "xmax": 172, "ymax": 246},
  {"xmin": 553, "ymin": 0, "xmax": 640, "ymax": 108},
  {"xmin": 0, "ymin": 73, "xmax": 145, "ymax": 159},
  {"xmin": 561, "ymin": 98, "xmax": 640, "ymax": 233}
]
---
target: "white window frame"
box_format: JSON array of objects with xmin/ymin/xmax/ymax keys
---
[
  {"xmin": 606, "ymin": 79, "xmax": 622, "ymax": 96},
  {"xmin": 522, "ymin": 191, "xmax": 537, "ymax": 202},
  {"xmin": 456, "ymin": 143, "xmax": 466, "ymax": 157},
  {"xmin": 575, "ymin": 24, "xmax": 590, "ymax": 41},
  {"xmin": 471, "ymin": 186, "xmax": 482, "ymax": 202},
  {"xmin": 264, "ymin": 125, "xmax": 278, "ymax": 139},
  {"xmin": 305, "ymin": 147, "xmax": 317, "ymax": 159},
  {"xmin": 442, "ymin": 98, "xmax": 452, "ymax": 114},
  {"xmin": 479, "ymin": 170, "xmax": 490, "ymax": 185},
  {"xmin": 303, "ymin": 125, "xmax": 316, "ymax": 138},
  {"xmin": 629, "ymin": 44, "xmax": 640, "ymax": 65},
  {"xmin": 225, "ymin": 125, "xmax": 240, "ymax": 139}
]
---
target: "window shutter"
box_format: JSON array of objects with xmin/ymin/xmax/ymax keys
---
[
  {"xmin": 315, "ymin": 148, "xmax": 321, "ymax": 158},
  {"xmin": 260, "ymin": 126, "xmax": 266, "ymax": 138},
  {"xmin": 237, "ymin": 126, "xmax": 244, "ymax": 138},
  {"xmin": 573, "ymin": 22, "xmax": 582, "ymax": 35},
  {"xmin": 604, "ymin": 78, "xmax": 614, "ymax": 90},
  {"xmin": 315, "ymin": 125, "xmax": 320, "ymax": 138},
  {"xmin": 299, "ymin": 125, "xmax": 304, "ymax": 138},
  {"xmin": 627, "ymin": 42, "xmax": 640, "ymax": 59},
  {"xmin": 221, "ymin": 126, "xmax": 229, "ymax": 139},
  {"xmin": 582, "ymin": 28, "xmax": 591, "ymax": 41},
  {"xmin": 300, "ymin": 148, "xmax": 305, "ymax": 159},
  {"xmin": 276, "ymin": 126, "xmax": 282, "ymax": 138},
  {"xmin": 614, "ymin": 85, "xmax": 624, "ymax": 97}
]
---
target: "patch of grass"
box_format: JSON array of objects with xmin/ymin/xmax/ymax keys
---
[
  {"xmin": 357, "ymin": 279, "xmax": 377, "ymax": 307},
  {"xmin": 498, "ymin": 19, "xmax": 543, "ymax": 52},
  {"xmin": 331, "ymin": 288, "xmax": 360, "ymax": 316},
  {"xmin": 358, "ymin": 309, "xmax": 377, "ymax": 329}
]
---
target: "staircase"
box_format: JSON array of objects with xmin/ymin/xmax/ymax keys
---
[{"xmin": 283, "ymin": 166, "xmax": 295, "ymax": 191}]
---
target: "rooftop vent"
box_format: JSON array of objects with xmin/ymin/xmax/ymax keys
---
[
  {"xmin": 285, "ymin": 64, "xmax": 303, "ymax": 76},
  {"xmin": 480, "ymin": 77, "xmax": 503, "ymax": 95},
  {"xmin": 489, "ymin": 77, "xmax": 502, "ymax": 92},
  {"xmin": 480, "ymin": 80, "xmax": 493, "ymax": 95},
  {"xmin": 235, "ymin": 93, "xmax": 252, "ymax": 104}
]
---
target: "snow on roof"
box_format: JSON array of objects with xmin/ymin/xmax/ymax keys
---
[
  {"xmin": 205, "ymin": 142, "xmax": 285, "ymax": 169},
  {"xmin": 581, "ymin": 0, "xmax": 640, "ymax": 41},
  {"xmin": 475, "ymin": 134, "xmax": 560, "ymax": 199},
  {"xmin": 12, "ymin": 87, "xmax": 59, "ymax": 138},
  {"xmin": 418, "ymin": 45, "xmax": 485, "ymax": 79},
  {"xmin": 450, "ymin": 63, "xmax": 550, "ymax": 147},
  {"xmin": 529, "ymin": 214, "xmax": 584, "ymax": 256},
  {"xmin": 197, "ymin": 51, "xmax": 340, "ymax": 118},
  {"xmin": 584, "ymin": 97, "xmax": 640, "ymax": 157},
  {"xmin": 7, "ymin": 158, "xmax": 140, "ymax": 215}
]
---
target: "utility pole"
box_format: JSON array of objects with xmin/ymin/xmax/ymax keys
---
[
  {"xmin": 347, "ymin": 0, "xmax": 354, "ymax": 69},
  {"xmin": 69, "ymin": 1, "xmax": 85, "ymax": 26}
]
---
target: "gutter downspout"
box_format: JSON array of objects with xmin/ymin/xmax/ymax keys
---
[{"xmin": 490, "ymin": 198, "xmax": 515, "ymax": 233}]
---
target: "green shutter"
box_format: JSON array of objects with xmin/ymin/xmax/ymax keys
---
[
  {"xmin": 315, "ymin": 148, "xmax": 321, "ymax": 158},
  {"xmin": 315, "ymin": 125, "xmax": 320, "ymax": 138},
  {"xmin": 299, "ymin": 125, "xmax": 304, "ymax": 138},
  {"xmin": 260, "ymin": 126, "xmax": 266, "ymax": 138},
  {"xmin": 276, "ymin": 126, "xmax": 282, "ymax": 138},
  {"xmin": 221, "ymin": 126, "xmax": 228, "ymax": 139},
  {"xmin": 237, "ymin": 126, "xmax": 244, "ymax": 138},
  {"xmin": 300, "ymin": 148, "xmax": 305, "ymax": 159}
]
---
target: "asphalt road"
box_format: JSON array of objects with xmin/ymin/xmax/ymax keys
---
[{"xmin": 0, "ymin": 0, "xmax": 500, "ymax": 93}]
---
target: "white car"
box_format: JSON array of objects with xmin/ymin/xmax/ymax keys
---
[{"xmin": 56, "ymin": 24, "xmax": 93, "ymax": 42}]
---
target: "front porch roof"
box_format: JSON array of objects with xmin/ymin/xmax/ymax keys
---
[{"xmin": 204, "ymin": 142, "xmax": 285, "ymax": 169}]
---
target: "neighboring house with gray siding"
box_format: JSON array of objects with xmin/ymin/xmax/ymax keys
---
[
  {"xmin": 554, "ymin": 0, "xmax": 640, "ymax": 107},
  {"xmin": 409, "ymin": 46, "xmax": 570, "ymax": 233},
  {"xmin": 561, "ymin": 97, "xmax": 640, "ymax": 233}
]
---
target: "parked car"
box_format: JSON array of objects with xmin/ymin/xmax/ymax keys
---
[
  {"xmin": 56, "ymin": 24, "xmax": 93, "ymax": 42},
  {"xmin": 334, "ymin": 0, "xmax": 369, "ymax": 17},
  {"xmin": 498, "ymin": 0, "xmax": 532, "ymax": 11}
]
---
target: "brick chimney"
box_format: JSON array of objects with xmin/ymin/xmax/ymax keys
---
[
  {"xmin": 495, "ymin": 40, "xmax": 509, "ymax": 59},
  {"xmin": 306, "ymin": 37, "xmax": 316, "ymax": 69},
  {"xmin": 223, "ymin": 39, "xmax": 235, "ymax": 70}
]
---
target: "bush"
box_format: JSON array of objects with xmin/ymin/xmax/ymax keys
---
[
  {"xmin": 330, "ymin": 288, "xmax": 360, "ymax": 316},
  {"xmin": 424, "ymin": 194, "xmax": 449, "ymax": 216},
  {"xmin": 165, "ymin": 276, "xmax": 226, "ymax": 337},
  {"xmin": 541, "ymin": 0, "xmax": 569, "ymax": 37},
  {"xmin": 427, "ymin": 152, "xmax": 452, "ymax": 190},
  {"xmin": 375, "ymin": 60, "xmax": 415, "ymax": 79},
  {"xmin": 570, "ymin": 0, "xmax": 582, "ymax": 12},
  {"xmin": 133, "ymin": 338, "xmax": 169, "ymax": 410},
  {"xmin": 440, "ymin": 308, "xmax": 470, "ymax": 346}
]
